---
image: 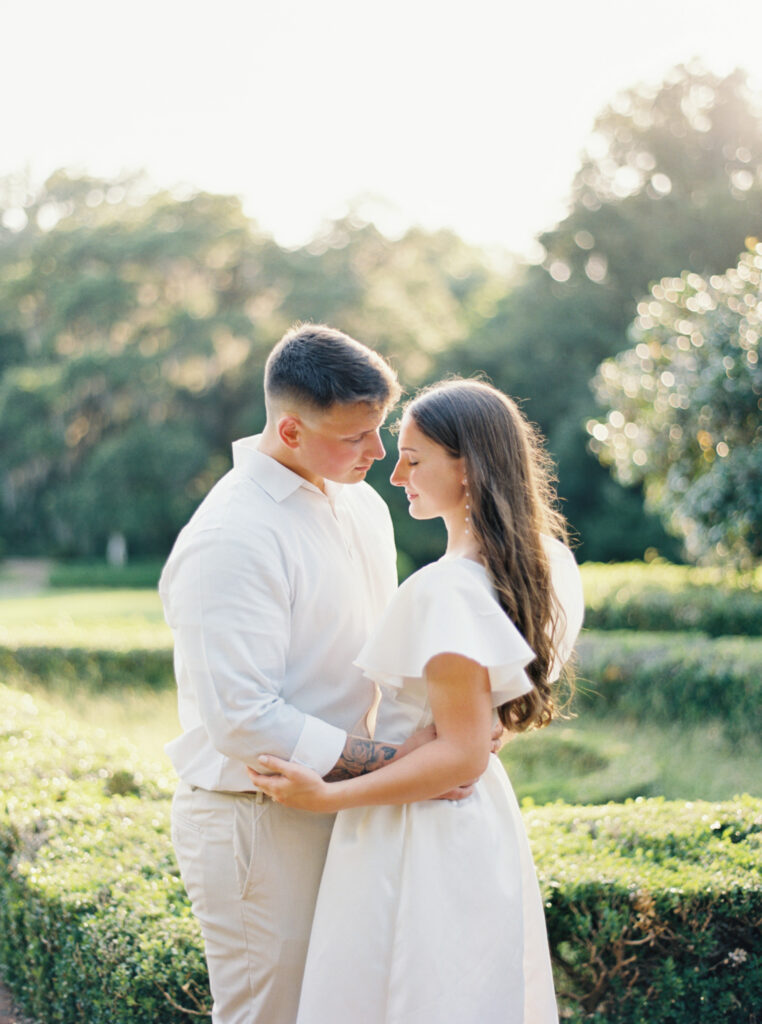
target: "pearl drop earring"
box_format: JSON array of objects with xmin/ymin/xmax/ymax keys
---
[{"xmin": 463, "ymin": 478, "xmax": 470, "ymax": 534}]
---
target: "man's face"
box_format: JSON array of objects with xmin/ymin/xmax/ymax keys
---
[{"xmin": 290, "ymin": 401, "xmax": 388, "ymax": 486}]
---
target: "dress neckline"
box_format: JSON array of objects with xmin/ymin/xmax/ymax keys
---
[{"xmin": 436, "ymin": 554, "xmax": 488, "ymax": 571}]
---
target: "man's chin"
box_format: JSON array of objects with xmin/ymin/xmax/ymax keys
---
[{"xmin": 330, "ymin": 466, "xmax": 370, "ymax": 485}]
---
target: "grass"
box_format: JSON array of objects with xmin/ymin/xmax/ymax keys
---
[
  {"xmin": 0, "ymin": 589, "xmax": 171, "ymax": 650},
  {"xmin": 6, "ymin": 671, "xmax": 760, "ymax": 805},
  {"xmin": 500, "ymin": 717, "xmax": 762, "ymax": 804},
  {"xmin": 2, "ymin": 579, "xmax": 761, "ymax": 806},
  {"xmin": 15, "ymin": 678, "xmax": 180, "ymax": 762}
]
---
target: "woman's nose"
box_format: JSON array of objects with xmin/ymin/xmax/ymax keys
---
[{"xmin": 390, "ymin": 459, "xmax": 406, "ymax": 486}]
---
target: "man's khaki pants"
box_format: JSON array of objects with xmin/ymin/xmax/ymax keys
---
[{"xmin": 171, "ymin": 781, "xmax": 335, "ymax": 1024}]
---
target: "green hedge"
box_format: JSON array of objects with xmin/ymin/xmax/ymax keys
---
[
  {"xmin": 0, "ymin": 685, "xmax": 208, "ymax": 1023},
  {"xmin": 48, "ymin": 561, "xmax": 164, "ymax": 590},
  {"xmin": 529, "ymin": 798, "xmax": 762, "ymax": 1022},
  {"xmin": 0, "ymin": 645, "xmax": 174, "ymax": 691},
  {"xmin": 576, "ymin": 631, "xmax": 762, "ymax": 742},
  {"xmin": 2, "ymin": 683, "xmax": 761, "ymax": 1024},
  {"xmin": 580, "ymin": 562, "xmax": 762, "ymax": 636}
]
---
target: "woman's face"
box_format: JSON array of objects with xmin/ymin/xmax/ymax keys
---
[{"xmin": 390, "ymin": 413, "xmax": 466, "ymax": 522}]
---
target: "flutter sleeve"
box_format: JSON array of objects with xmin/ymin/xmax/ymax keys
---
[
  {"xmin": 543, "ymin": 535, "xmax": 585, "ymax": 682},
  {"xmin": 354, "ymin": 560, "xmax": 536, "ymax": 707}
]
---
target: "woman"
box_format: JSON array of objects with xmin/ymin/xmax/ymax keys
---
[{"xmin": 248, "ymin": 378, "xmax": 584, "ymax": 1024}]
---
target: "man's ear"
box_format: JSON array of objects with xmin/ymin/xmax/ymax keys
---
[{"xmin": 277, "ymin": 414, "xmax": 302, "ymax": 450}]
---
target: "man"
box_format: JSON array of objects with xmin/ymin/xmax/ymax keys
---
[{"xmin": 160, "ymin": 324, "xmax": 439, "ymax": 1024}]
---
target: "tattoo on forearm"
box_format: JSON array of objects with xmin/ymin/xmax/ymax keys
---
[{"xmin": 324, "ymin": 736, "xmax": 398, "ymax": 781}]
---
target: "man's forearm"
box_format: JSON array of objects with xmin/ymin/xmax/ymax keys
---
[{"xmin": 323, "ymin": 735, "xmax": 398, "ymax": 781}]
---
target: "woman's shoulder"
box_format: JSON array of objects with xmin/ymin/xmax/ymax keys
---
[
  {"xmin": 400, "ymin": 556, "xmax": 490, "ymax": 590},
  {"xmin": 396, "ymin": 557, "xmax": 497, "ymax": 613},
  {"xmin": 542, "ymin": 533, "xmax": 578, "ymax": 566},
  {"xmin": 357, "ymin": 555, "xmax": 534, "ymax": 693}
]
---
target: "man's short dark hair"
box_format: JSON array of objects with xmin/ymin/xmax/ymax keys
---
[{"xmin": 265, "ymin": 324, "xmax": 401, "ymax": 411}]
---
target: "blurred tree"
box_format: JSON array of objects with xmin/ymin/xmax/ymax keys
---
[
  {"xmin": 0, "ymin": 170, "xmax": 278, "ymax": 555},
  {"xmin": 272, "ymin": 215, "xmax": 505, "ymax": 569},
  {"xmin": 0, "ymin": 174, "xmax": 501, "ymax": 563},
  {"xmin": 588, "ymin": 244, "xmax": 762, "ymax": 567},
  {"xmin": 443, "ymin": 64, "xmax": 762, "ymax": 560}
]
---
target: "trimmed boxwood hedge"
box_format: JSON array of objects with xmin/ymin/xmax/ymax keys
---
[
  {"xmin": 47, "ymin": 561, "xmax": 164, "ymax": 590},
  {"xmin": 576, "ymin": 631, "xmax": 762, "ymax": 742},
  {"xmin": 580, "ymin": 563, "xmax": 762, "ymax": 636},
  {"xmin": 529, "ymin": 798, "xmax": 762, "ymax": 1022},
  {"xmin": 1, "ymin": 685, "xmax": 208, "ymax": 1023},
  {"xmin": 0, "ymin": 645, "xmax": 174, "ymax": 692},
  {"xmin": 2, "ymin": 683, "xmax": 761, "ymax": 1024}
]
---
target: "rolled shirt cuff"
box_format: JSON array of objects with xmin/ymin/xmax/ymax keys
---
[{"xmin": 290, "ymin": 713, "xmax": 347, "ymax": 777}]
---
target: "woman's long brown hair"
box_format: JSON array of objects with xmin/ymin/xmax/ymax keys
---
[{"xmin": 407, "ymin": 378, "xmax": 571, "ymax": 731}]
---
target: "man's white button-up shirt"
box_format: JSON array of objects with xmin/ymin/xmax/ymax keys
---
[{"xmin": 159, "ymin": 435, "xmax": 398, "ymax": 792}]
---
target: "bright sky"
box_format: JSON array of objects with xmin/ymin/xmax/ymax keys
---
[{"xmin": 4, "ymin": 0, "xmax": 762, "ymax": 257}]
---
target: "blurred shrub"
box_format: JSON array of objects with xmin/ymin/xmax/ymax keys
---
[
  {"xmin": 581, "ymin": 561, "xmax": 762, "ymax": 635},
  {"xmin": 0, "ymin": 645, "xmax": 174, "ymax": 691},
  {"xmin": 2, "ymin": 683, "xmax": 761, "ymax": 1023},
  {"xmin": 48, "ymin": 560, "xmax": 164, "ymax": 589},
  {"xmin": 500, "ymin": 729, "xmax": 660, "ymax": 806},
  {"xmin": 576, "ymin": 630, "xmax": 762, "ymax": 741}
]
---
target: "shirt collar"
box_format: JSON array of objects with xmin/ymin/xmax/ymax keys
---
[{"xmin": 232, "ymin": 434, "xmax": 343, "ymax": 504}]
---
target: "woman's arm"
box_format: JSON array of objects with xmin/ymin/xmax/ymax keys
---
[{"xmin": 247, "ymin": 653, "xmax": 494, "ymax": 812}]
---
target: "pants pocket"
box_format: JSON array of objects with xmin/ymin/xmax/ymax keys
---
[{"xmin": 233, "ymin": 796, "xmax": 270, "ymax": 899}]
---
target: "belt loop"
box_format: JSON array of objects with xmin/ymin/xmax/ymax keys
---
[{"xmin": 255, "ymin": 790, "xmax": 265, "ymax": 804}]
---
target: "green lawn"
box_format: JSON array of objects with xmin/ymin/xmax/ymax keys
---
[
  {"xmin": 2, "ymin": 581, "xmax": 760, "ymax": 805},
  {"xmin": 0, "ymin": 588, "xmax": 170, "ymax": 650},
  {"xmin": 16, "ymin": 678, "xmax": 180, "ymax": 762},
  {"xmin": 500, "ymin": 716, "xmax": 762, "ymax": 804}
]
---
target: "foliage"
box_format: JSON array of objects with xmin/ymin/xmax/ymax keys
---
[
  {"xmin": 0, "ymin": 685, "xmax": 208, "ymax": 1023},
  {"xmin": 48, "ymin": 559, "xmax": 164, "ymax": 589},
  {"xmin": 529, "ymin": 797, "xmax": 762, "ymax": 1023},
  {"xmin": 0, "ymin": 170, "xmax": 498, "ymax": 565},
  {"xmin": 1, "ymin": 684, "xmax": 760, "ymax": 1024},
  {"xmin": 501, "ymin": 718, "xmax": 762, "ymax": 807},
  {"xmin": 575, "ymin": 630, "xmax": 762, "ymax": 742},
  {"xmin": 444, "ymin": 64, "xmax": 762, "ymax": 562},
  {"xmin": 589, "ymin": 245, "xmax": 762, "ymax": 566},
  {"xmin": 580, "ymin": 560, "xmax": 762, "ymax": 635},
  {"xmin": 0, "ymin": 645, "xmax": 173, "ymax": 692}
]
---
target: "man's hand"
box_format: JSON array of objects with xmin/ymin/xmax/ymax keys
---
[{"xmin": 490, "ymin": 721, "xmax": 509, "ymax": 755}]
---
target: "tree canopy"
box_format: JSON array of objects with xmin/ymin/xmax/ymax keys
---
[
  {"xmin": 589, "ymin": 244, "xmax": 762, "ymax": 567},
  {"xmin": 2, "ymin": 64, "xmax": 761, "ymax": 567},
  {"xmin": 0, "ymin": 172, "xmax": 496, "ymax": 560},
  {"xmin": 444, "ymin": 64, "xmax": 762, "ymax": 560}
]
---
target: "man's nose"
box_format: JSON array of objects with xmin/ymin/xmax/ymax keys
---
[{"xmin": 366, "ymin": 430, "xmax": 386, "ymax": 461}]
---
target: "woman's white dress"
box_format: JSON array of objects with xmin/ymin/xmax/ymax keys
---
[{"xmin": 296, "ymin": 538, "xmax": 584, "ymax": 1024}]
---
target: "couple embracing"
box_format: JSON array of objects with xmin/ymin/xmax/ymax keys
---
[{"xmin": 159, "ymin": 323, "xmax": 584, "ymax": 1024}]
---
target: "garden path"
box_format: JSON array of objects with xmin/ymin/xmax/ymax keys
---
[
  {"xmin": 0, "ymin": 560, "xmax": 51, "ymax": 597},
  {"xmin": 0, "ymin": 981, "xmax": 37, "ymax": 1024}
]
